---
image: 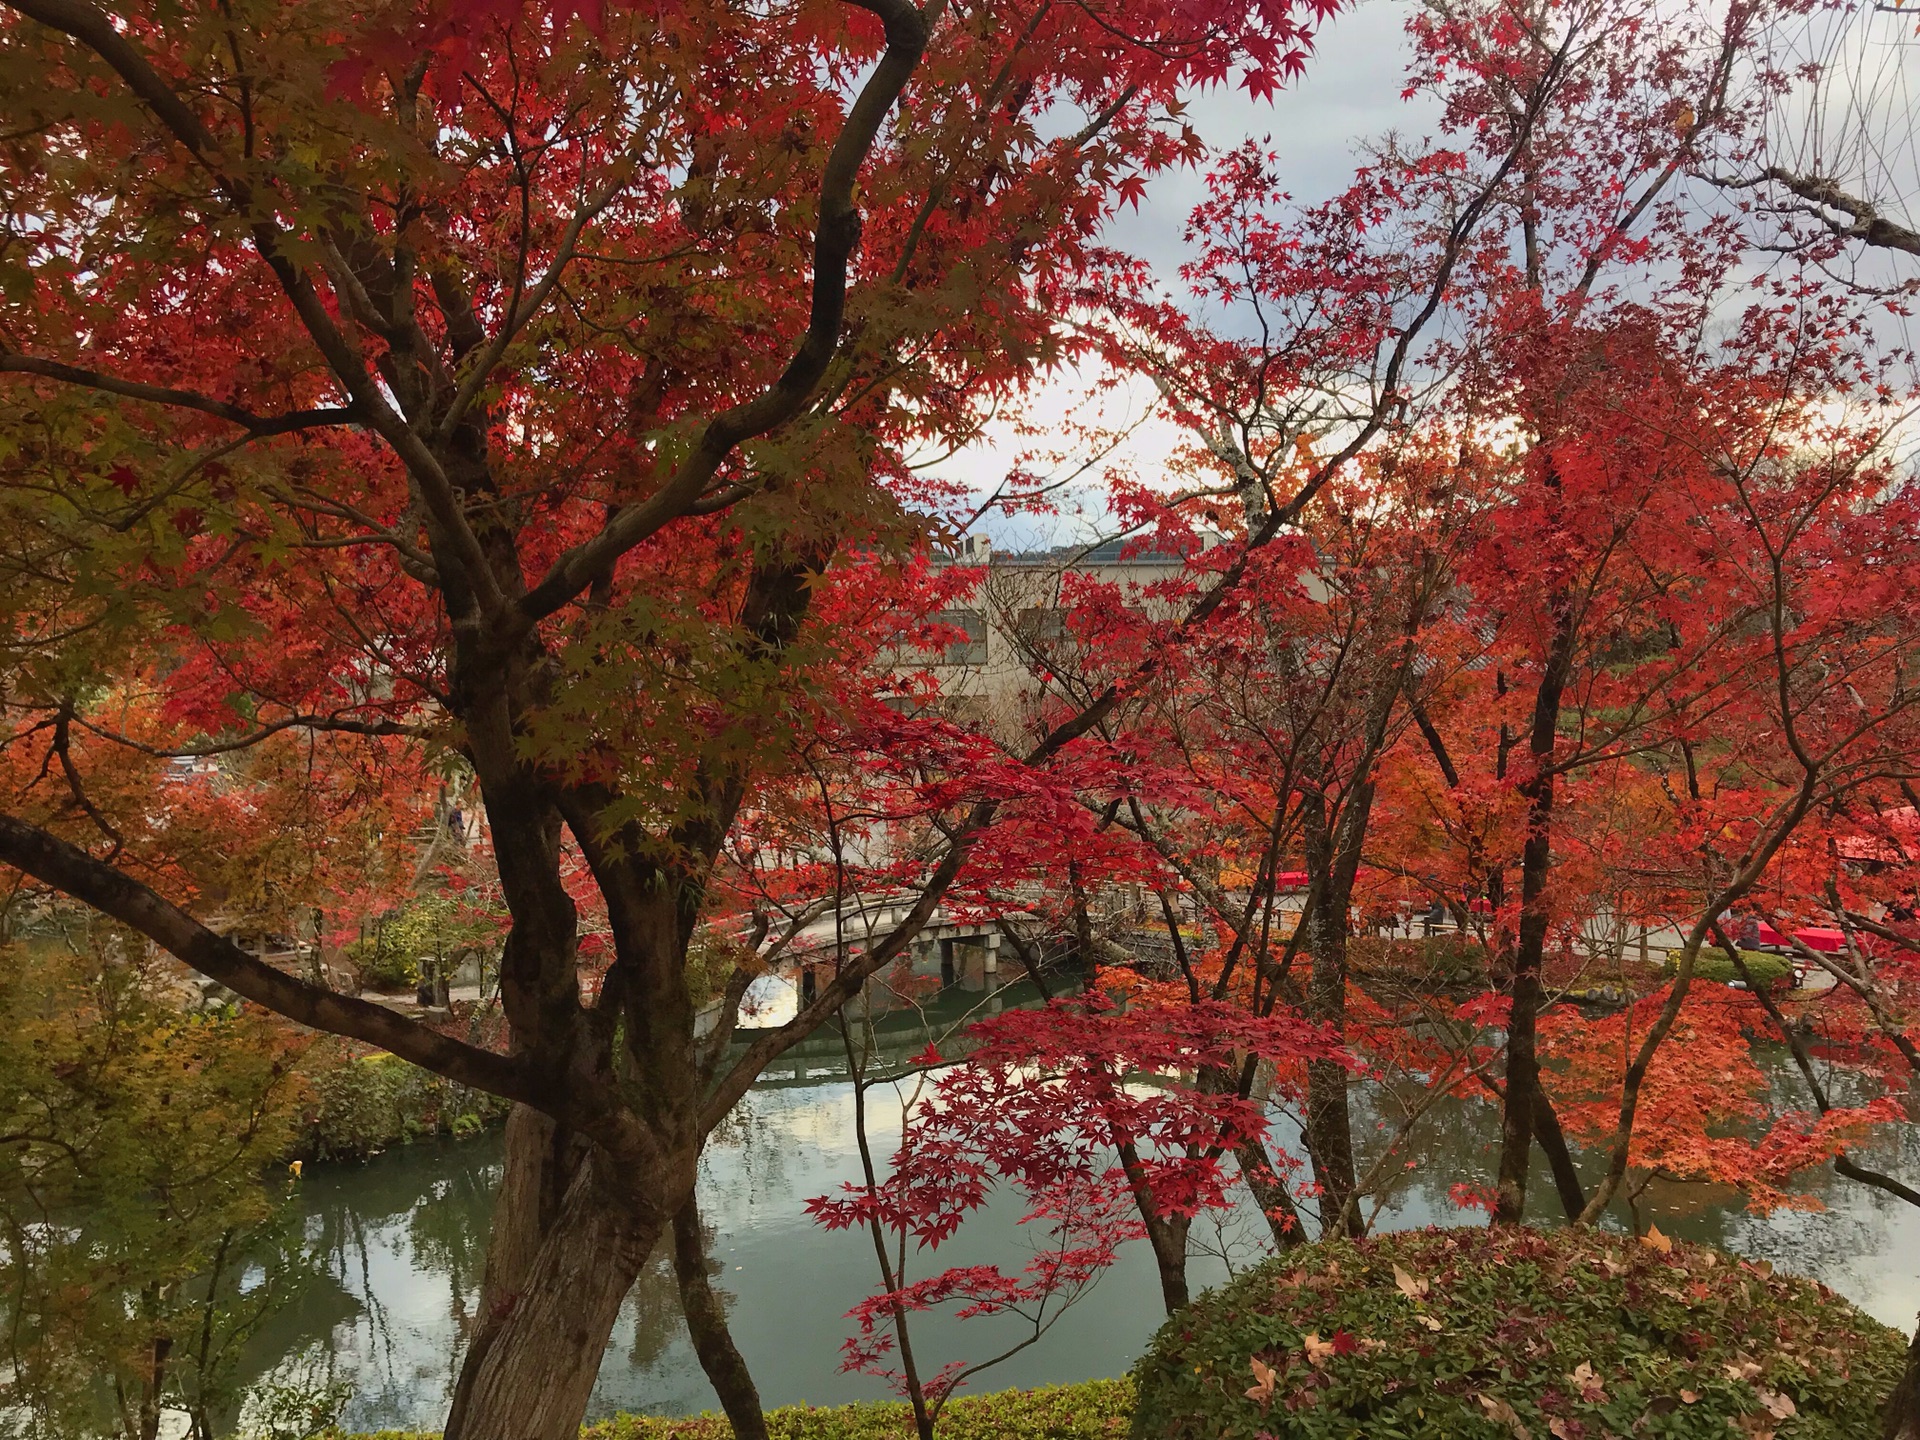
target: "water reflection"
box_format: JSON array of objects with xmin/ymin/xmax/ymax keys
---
[{"xmin": 257, "ymin": 1015, "xmax": 1919, "ymax": 1434}]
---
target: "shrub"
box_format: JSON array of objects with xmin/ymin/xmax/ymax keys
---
[
  {"xmin": 1129, "ymin": 1226, "xmax": 1903, "ymax": 1440},
  {"xmin": 345, "ymin": 1379, "xmax": 1133, "ymax": 1439},
  {"xmin": 343, "ymin": 931, "xmax": 417, "ymax": 991},
  {"xmin": 1350, "ymin": 934, "xmax": 1489, "ymax": 986},
  {"xmin": 299, "ymin": 1047, "xmax": 509, "ymax": 1161},
  {"xmin": 1661, "ymin": 948, "xmax": 1795, "ymax": 990}
]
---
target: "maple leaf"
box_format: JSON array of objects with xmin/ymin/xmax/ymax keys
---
[
  {"xmin": 1568, "ymin": 1360, "xmax": 1605, "ymax": 1402},
  {"xmin": 1757, "ymin": 1389, "xmax": 1797, "ymax": 1420},
  {"xmin": 1393, "ymin": 1263, "xmax": 1429, "ymax": 1301},
  {"xmin": 1245, "ymin": 1355, "xmax": 1278, "ymax": 1403},
  {"xmin": 1640, "ymin": 1224, "xmax": 1673, "ymax": 1254},
  {"xmin": 1477, "ymin": 1393, "xmax": 1532, "ymax": 1439},
  {"xmin": 1301, "ymin": 1332, "xmax": 1335, "ymax": 1367}
]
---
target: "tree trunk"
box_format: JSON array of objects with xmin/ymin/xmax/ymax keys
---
[
  {"xmin": 672, "ymin": 1197, "xmax": 769, "ymax": 1440},
  {"xmin": 1532, "ymin": 1086, "xmax": 1587, "ymax": 1221},
  {"xmin": 1494, "ymin": 791, "xmax": 1552, "ymax": 1225},
  {"xmin": 137, "ymin": 1324, "xmax": 171, "ymax": 1440},
  {"xmin": 1884, "ymin": 1320, "xmax": 1920, "ymax": 1440},
  {"xmin": 1495, "ymin": 606, "xmax": 1575, "ymax": 1225},
  {"xmin": 1298, "ymin": 767, "xmax": 1376, "ymax": 1240},
  {"xmin": 444, "ymin": 1107, "xmax": 666, "ymax": 1440},
  {"xmin": 1144, "ymin": 1211, "xmax": 1192, "ymax": 1312},
  {"xmin": 1234, "ymin": 1134, "xmax": 1306, "ymax": 1249}
]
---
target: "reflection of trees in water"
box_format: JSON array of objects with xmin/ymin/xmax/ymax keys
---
[
  {"xmin": 407, "ymin": 1157, "xmax": 501, "ymax": 1338},
  {"xmin": 1333, "ymin": 1050, "xmax": 1919, "ymax": 1321},
  {"xmin": 623, "ymin": 1214, "xmax": 738, "ymax": 1374},
  {"xmin": 249, "ymin": 1137, "xmax": 506, "ymax": 1427},
  {"xmin": 704, "ymin": 1087, "xmax": 823, "ymax": 1210}
]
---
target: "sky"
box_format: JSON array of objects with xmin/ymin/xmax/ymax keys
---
[
  {"xmin": 921, "ymin": 0, "xmax": 1920, "ymax": 551},
  {"xmin": 911, "ymin": 0, "xmax": 1431, "ymax": 549},
  {"xmin": 915, "ymin": 0, "xmax": 1433, "ymax": 549}
]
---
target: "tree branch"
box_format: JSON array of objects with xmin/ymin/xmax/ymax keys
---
[
  {"xmin": 0, "ymin": 811, "xmax": 537, "ymax": 1105},
  {"xmin": 0, "ymin": 351, "xmax": 355, "ymax": 435},
  {"xmin": 515, "ymin": 0, "xmax": 932, "ymax": 623}
]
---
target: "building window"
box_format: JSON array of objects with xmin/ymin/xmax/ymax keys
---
[
  {"xmin": 1015, "ymin": 607, "xmax": 1068, "ymax": 645},
  {"xmin": 932, "ymin": 609, "xmax": 987, "ymax": 666}
]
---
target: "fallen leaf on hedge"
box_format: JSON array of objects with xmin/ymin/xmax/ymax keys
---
[
  {"xmin": 1477, "ymin": 1392, "xmax": 1532, "ymax": 1439},
  {"xmin": 1641, "ymin": 1224, "xmax": 1673, "ymax": 1254},
  {"xmin": 1302, "ymin": 1333, "xmax": 1335, "ymax": 1367},
  {"xmin": 1724, "ymin": 1358, "xmax": 1762, "ymax": 1381},
  {"xmin": 1417, "ymin": 1313, "xmax": 1444, "ymax": 1331},
  {"xmin": 1394, "ymin": 1263, "xmax": 1429, "ymax": 1301},
  {"xmin": 1548, "ymin": 1422, "xmax": 1572, "ymax": 1440},
  {"xmin": 1758, "ymin": 1389, "xmax": 1796, "ymax": 1420},
  {"xmin": 1569, "ymin": 1361, "xmax": 1605, "ymax": 1401},
  {"xmin": 1601, "ymin": 1257, "xmax": 1627, "ymax": 1277},
  {"xmin": 1680, "ymin": 1390, "xmax": 1699, "ymax": 1404},
  {"xmin": 1246, "ymin": 1356, "xmax": 1278, "ymax": 1403}
]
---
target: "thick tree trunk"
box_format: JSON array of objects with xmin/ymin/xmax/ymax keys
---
[
  {"xmin": 1884, "ymin": 1320, "xmax": 1920, "ymax": 1440},
  {"xmin": 673, "ymin": 1197, "xmax": 769, "ymax": 1440},
  {"xmin": 444, "ymin": 1107, "xmax": 666, "ymax": 1440}
]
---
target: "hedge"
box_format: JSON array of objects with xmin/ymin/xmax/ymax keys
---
[
  {"xmin": 346, "ymin": 1379, "xmax": 1132, "ymax": 1440},
  {"xmin": 1129, "ymin": 1226, "xmax": 1903, "ymax": 1440},
  {"xmin": 1660, "ymin": 947, "xmax": 1795, "ymax": 990}
]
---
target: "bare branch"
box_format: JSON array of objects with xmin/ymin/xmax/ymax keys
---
[
  {"xmin": 0, "ymin": 811, "xmax": 538, "ymax": 1105},
  {"xmin": 0, "ymin": 351, "xmax": 356, "ymax": 435}
]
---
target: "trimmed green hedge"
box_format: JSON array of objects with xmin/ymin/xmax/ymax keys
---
[
  {"xmin": 1661, "ymin": 948, "xmax": 1795, "ymax": 990},
  {"xmin": 347, "ymin": 1380, "xmax": 1132, "ymax": 1440},
  {"xmin": 1129, "ymin": 1226, "xmax": 1903, "ymax": 1440}
]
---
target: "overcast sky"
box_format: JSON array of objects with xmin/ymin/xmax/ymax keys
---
[
  {"xmin": 922, "ymin": 0, "xmax": 1432, "ymax": 548},
  {"xmin": 921, "ymin": 0, "xmax": 1920, "ymax": 550}
]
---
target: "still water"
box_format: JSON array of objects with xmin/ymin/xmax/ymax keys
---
[{"xmin": 262, "ymin": 1003, "xmax": 1920, "ymax": 1433}]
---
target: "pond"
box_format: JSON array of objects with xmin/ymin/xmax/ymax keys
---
[{"xmin": 253, "ymin": 987, "xmax": 1920, "ymax": 1433}]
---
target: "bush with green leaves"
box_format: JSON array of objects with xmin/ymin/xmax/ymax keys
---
[
  {"xmin": 0, "ymin": 939, "xmax": 312, "ymax": 1438},
  {"xmin": 1129, "ymin": 1226, "xmax": 1904, "ymax": 1440},
  {"xmin": 1661, "ymin": 948, "xmax": 1795, "ymax": 990},
  {"xmin": 1350, "ymin": 934, "xmax": 1490, "ymax": 987},
  {"xmin": 345, "ymin": 894, "xmax": 503, "ymax": 993},
  {"xmin": 300, "ymin": 1046, "xmax": 509, "ymax": 1161},
  {"xmin": 346, "ymin": 1380, "xmax": 1133, "ymax": 1439}
]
